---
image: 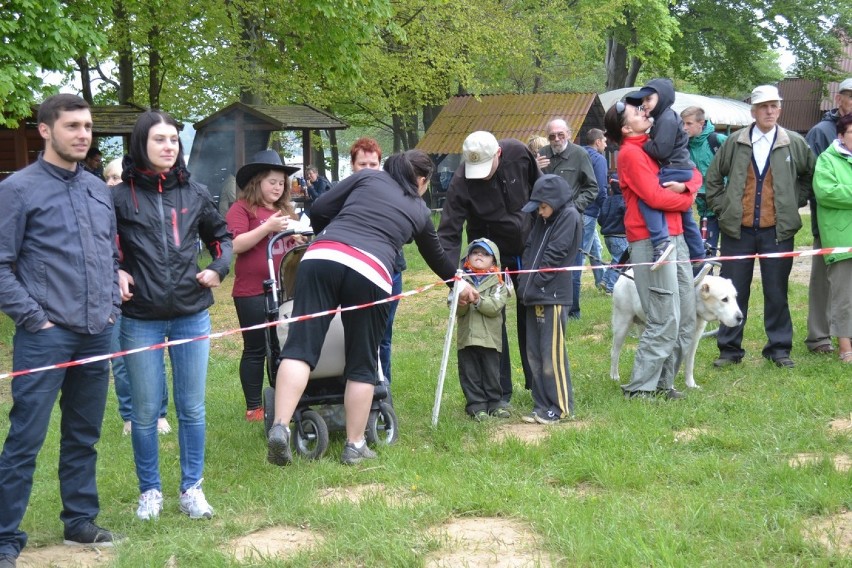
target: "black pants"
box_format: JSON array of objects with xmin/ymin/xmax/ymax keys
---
[
  {"xmin": 500, "ymin": 261, "xmax": 532, "ymax": 399},
  {"xmin": 457, "ymin": 346, "xmax": 502, "ymax": 415},
  {"xmin": 233, "ymin": 295, "xmax": 269, "ymax": 410},
  {"xmin": 717, "ymin": 227, "xmax": 793, "ymax": 360}
]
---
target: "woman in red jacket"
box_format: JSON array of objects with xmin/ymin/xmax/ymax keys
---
[{"xmin": 604, "ymin": 101, "xmax": 702, "ymax": 400}]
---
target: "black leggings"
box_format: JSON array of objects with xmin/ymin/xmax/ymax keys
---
[{"xmin": 233, "ymin": 295, "xmax": 268, "ymax": 410}]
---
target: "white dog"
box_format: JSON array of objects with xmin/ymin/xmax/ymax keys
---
[{"xmin": 609, "ymin": 271, "xmax": 743, "ymax": 389}]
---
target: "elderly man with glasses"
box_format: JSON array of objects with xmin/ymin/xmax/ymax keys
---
[{"xmin": 538, "ymin": 118, "xmax": 599, "ymax": 319}]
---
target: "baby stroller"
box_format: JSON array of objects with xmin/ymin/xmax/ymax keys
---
[{"xmin": 261, "ymin": 230, "xmax": 399, "ymax": 460}]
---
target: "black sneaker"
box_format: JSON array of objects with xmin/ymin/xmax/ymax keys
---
[
  {"xmin": 0, "ymin": 553, "xmax": 16, "ymax": 567},
  {"xmin": 63, "ymin": 521, "xmax": 125, "ymax": 547},
  {"xmin": 340, "ymin": 441, "xmax": 377, "ymax": 465},
  {"xmin": 656, "ymin": 388, "xmax": 685, "ymax": 400},
  {"xmin": 267, "ymin": 423, "xmax": 293, "ymax": 466}
]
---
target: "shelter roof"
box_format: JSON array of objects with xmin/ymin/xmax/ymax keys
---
[
  {"xmin": 193, "ymin": 102, "xmax": 348, "ymax": 131},
  {"xmin": 416, "ymin": 93, "xmax": 603, "ymax": 154},
  {"xmin": 599, "ymin": 88, "xmax": 754, "ymax": 128}
]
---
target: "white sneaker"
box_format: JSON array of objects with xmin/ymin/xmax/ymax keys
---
[
  {"xmin": 157, "ymin": 417, "xmax": 172, "ymax": 435},
  {"xmin": 136, "ymin": 488, "xmax": 163, "ymax": 521},
  {"xmin": 179, "ymin": 479, "xmax": 213, "ymax": 519}
]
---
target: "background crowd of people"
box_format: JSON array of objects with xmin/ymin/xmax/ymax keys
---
[{"xmin": 1, "ymin": 76, "xmax": 850, "ymax": 565}]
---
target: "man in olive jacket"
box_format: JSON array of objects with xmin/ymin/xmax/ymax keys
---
[{"xmin": 705, "ymin": 85, "xmax": 815, "ymax": 369}]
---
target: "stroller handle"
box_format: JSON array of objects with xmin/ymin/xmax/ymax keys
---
[{"xmin": 266, "ymin": 229, "xmax": 314, "ymax": 305}]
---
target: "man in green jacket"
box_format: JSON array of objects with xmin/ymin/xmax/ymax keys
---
[{"xmin": 705, "ymin": 85, "xmax": 815, "ymax": 369}]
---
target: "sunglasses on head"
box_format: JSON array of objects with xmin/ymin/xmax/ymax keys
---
[{"xmin": 615, "ymin": 101, "xmax": 626, "ymax": 115}]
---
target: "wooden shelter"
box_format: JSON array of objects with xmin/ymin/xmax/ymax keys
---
[
  {"xmin": 0, "ymin": 104, "xmax": 149, "ymax": 181},
  {"xmin": 188, "ymin": 102, "xmax": 348, "ymax": 202}
]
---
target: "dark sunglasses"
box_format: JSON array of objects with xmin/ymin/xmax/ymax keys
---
[
  {"xmin": 615, "ymin": 101, "xmax": 626, "ymax": 115},
  {"xmin": 547, "ymin": 132, "xmax": 568, "ymax": 141}
]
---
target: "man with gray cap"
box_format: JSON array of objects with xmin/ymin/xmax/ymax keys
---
[
  {"xmin": 705, "ymin": 85, "xmax": 815, "ymax": 369},
  {"xmin": 438, "ymin": 131, "xmax": 541, "ymax": 401},
  {"xmin": 803, "ymin": 78, "xmax": 852, "ymax": 355}
]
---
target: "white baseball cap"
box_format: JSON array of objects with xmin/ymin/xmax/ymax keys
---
[
  {"xmin": 839, "ymin": 78, "xmax": 852, "ymax": 94},
  {"xmin": 750, "ymin": 85, "xmax": 782, "ymax": 105},
  {"xmin": 463, "ymin": 131, "xmax": 499, "ymax": 179}
]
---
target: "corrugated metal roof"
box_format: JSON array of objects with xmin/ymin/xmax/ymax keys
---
[
  {"xmin": 821, "ymin": 38, "xmax": 852, "ymax": 110},
  {"xmin": 777, "ymin": 78, "xmax": 823, "ymax": 134},
  {"xmin": 416, "ymin": 93, "xmax": 602, "ymax": 154},
  {"xmin": 599, "ymin": 89, "xmax": 754, "ymax": 128},
  {"xmin": 193, "ymin": 102, "xmax": 348, "ymax": 131}
]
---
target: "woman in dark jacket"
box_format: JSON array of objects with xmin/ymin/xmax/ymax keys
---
[
  {"xmin": 267, "ymin": 149, "xmax": 478, "ymax": 467},
  {"xmin": 114, "ymin": 111, "xmax": 232, "ymax": 522}
]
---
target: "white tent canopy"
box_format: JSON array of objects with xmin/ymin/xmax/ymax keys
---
[{"xmin": 599, "ymin": 88, "xmax": 753, "ymax": 128}]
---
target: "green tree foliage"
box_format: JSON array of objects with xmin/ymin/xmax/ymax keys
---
[{"xmin": 0, "ymin": 1, "xmax": 105, "ymax": 127}]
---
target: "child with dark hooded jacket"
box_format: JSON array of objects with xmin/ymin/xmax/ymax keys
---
[
  {"xmin": 454, "ymin": 238, "xmax": 510, "ymax": 420},
  {"xmin": 517, "ymin": 174, "xmax": 582, "ymax": 423},
  {"xmin": 625, "ymin": 78, "xmax": 704, "ymax": 270}
]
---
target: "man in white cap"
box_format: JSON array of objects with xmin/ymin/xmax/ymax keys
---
[
  {"xmin": 802, "ymin": 78, "xmax": 852, "ymax": 356},
  {"xmin": 705, "ymin": 85, "xmax": 815, "ymax": 369},
  {"xmin": 438, "ymin": 131, "xmax": 541, "ymax": 402}
]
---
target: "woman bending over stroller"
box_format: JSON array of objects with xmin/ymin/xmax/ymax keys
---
[{"xmin": 267, "ymin": 149, "xmax": 479, "ymax": 466}]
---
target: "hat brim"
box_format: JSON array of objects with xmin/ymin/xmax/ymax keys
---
[
  {"xmin": 521, "ymin": 200, "xmax": 540, "ymax": 213},
  {"xmin": 236, "ymin": 163, "xmax": 299, "ymax": 189},
  {"xmin": 624, "ymin": 87, "xmax": 656, "ymax": 104},
  {"xmin": 467, "ymin": 240, "xmax": 496, "ymax": 257},
  {"xmin": 750, "ymin": 96, "xmax": 782, "ymax": 105},
  {"xmin": 465, "ymin": 159, "xmax": 494, "ymax": 180}
]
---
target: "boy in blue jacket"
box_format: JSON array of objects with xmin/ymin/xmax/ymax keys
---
[{"xmin": 518, "ymin": 174, "xmax": 582, "ymax": 423}]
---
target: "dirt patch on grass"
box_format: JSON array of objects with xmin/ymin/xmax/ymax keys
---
[
  {"xmin": 802, "ymin": 509, "xmax": 852, "ymax": 555},
  {"xmin": 674, "ymin": 427, "xmax": 709, "ymax": 443},
  {"xmin": 316, "ymin": 483, "xmax": 428, "ymax": 508},
  {"xmin": 788, "ymin": 453, "xmax": 852, "ymax": 472},
  {"xmin": 425, "ymin": 517, "xmax": 554, "ymax": 567},
  {"xmin": 17, "ymin": 545, "xmax": 114, "ymax": 567},
  {"xmin": 490, "ymin": 420, "xmax": 588, "ymax": 445},
  {"xmin": 224, "ymin": 525, "xmax": 325, "ymax": 563},
  {"xmin": 829, "ymin": 417, "xmax": 852, "ymax": 435}
]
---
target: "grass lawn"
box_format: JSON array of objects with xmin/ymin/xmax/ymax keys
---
[{"xmin": 0, "ymin": 217, "xmax": 850, "ymax": 567}]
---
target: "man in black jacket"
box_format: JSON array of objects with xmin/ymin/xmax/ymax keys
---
[
  {"xmin": 438, "ymin": 131, "xmax": 541, "ymax": 401},
  {"xmin": 539, "ymin": 119, "xmax": 600, "ymax": 319}
]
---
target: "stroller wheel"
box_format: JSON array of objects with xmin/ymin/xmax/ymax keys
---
[
  {"xmin": 263, "ymin": 387, "xmax": 276, "ymax": 437},
  {"xmin": 293, "ymin": 410, "xmax": 329, "ymax": 460},
  {"xmin": 365, "ymin": 402, "xmax": 399, "ymax": 446}
]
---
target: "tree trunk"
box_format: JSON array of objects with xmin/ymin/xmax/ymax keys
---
[
  {"xmin": 77, "ymin": 55, "xmax": 93, "ymax": 104},
  {"xmin": 114, "ymin": 0, "xmax": 133, "ymax": 105},
  {"xmin": 327, "ymin": 129, "xmax": 339, "ymax": 182},
  {"xmin": 605, "ymin": 36, "xmax": 642, "ymax": 90},
  {"xmin": 423, "ymin": 104, "xmax": 442, "ymax": 132},
  {"xmin": 148, "ymin": 24, "xmax": 161, "ymax": 109},
  {"xmin": 406, "ymin": 112, "xmax": 419, "ymax": 149},
  {"xmin": 392, "ymin": 114, "xmax": 403, "ymax": 153}
]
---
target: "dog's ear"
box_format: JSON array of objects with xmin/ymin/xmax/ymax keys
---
[{"xmin": 700, "ymin": 282, "xmax": 711, "ymax": 300}]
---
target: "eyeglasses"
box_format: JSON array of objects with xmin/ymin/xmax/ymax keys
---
[{"xmin": 547, "ymin": 132, "xmax": 568, "ymax": 141}]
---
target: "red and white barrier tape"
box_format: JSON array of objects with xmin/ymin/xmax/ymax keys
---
[{"xmin": 2, "ymin": 245, "xmax": 850, "ymax": 380}]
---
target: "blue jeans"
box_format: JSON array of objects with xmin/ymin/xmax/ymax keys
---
[
  {"xmin": 569, "ymin": 215, "xmax": 604, "ymax": 317},
  {"xmin": 379, "ymin": 271, "xmax": 402, "ymax": 383},
  {"xmin": 601, "ymin": 235, "xmax": 629, "ymax": 292},
  {"xmin": 0, "ymin": 324, "xmax": 112, "ymax": 557},
  {"xmin": 121, "ymin": 311, "xmax": 211, "ymax": 493},
  {"xmin": 111, "ymin": 314, "xmax": 168, "ymax": 421}
]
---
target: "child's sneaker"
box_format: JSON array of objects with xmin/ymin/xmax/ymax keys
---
[
  {"xmin": 521, "ymin": 411, "xmax": 539, "ymax": 424},
  {"xmin": 179, "ymin": 479, "xmax": 213, "ymax": 519},
  {"xmin": 490, "ymin": 408, "xmax": 511, "ymax": 419},
  {"xmin": 693, "ymin": 262, "xmax": 713, "ymax": 285},
  {"xmin": 245, "ymin": 408, "xmax": 264, "ymax": 422},
  {"xmin": 534, "ymin": 409, "xmax": 563, "ymax": 425},
  {"xmin": 472, "ymin": 411, "xmax": 489, "ymax": 422},
  {"xmin": 650, "ymin": 241, "xmax": 675, "ymax": 271},
  {"xmin": 136, "ymin": 488, "xmax": 163, "ymax": 521}
]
